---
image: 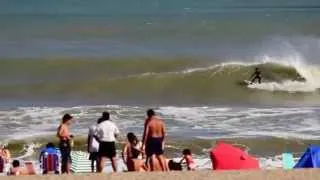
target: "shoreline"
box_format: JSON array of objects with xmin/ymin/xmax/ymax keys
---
[
  {"xmin": 1, "ymin": 170, "xmax": 320, "ymax": 180},
  {"xmin": 5, "ymin": 136, "xmax": 318, "ymax": 157}
]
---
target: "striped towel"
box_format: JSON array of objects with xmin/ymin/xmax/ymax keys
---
[
  {"xmin": 71, "ymin": 151, "xmax": 92, "ymax": 173},
  {"xmin": 71, "ymin": 151, "xmax": 127, "ymax": 173}
]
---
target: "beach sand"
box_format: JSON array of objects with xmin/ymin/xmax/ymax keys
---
[{"xmin": 1, "ymin": 170, "xmax": 320, "ymax": 180}]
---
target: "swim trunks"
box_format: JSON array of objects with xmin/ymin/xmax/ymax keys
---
[
  {"xmin": 99, "ymin": 141, "xmax": 116, "ymax": 158},
  {"xmin": 146, "ymin": 137, "xmax": 164, "ymax": 157}
]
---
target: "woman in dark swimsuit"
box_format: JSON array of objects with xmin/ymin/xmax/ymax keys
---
[{"xmin": 122, "ymin": 133, "xmax": 145, "ymax": 171}]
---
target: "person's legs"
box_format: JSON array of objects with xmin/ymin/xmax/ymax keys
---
[
  {"xmin": 258, "ymin": 76, "xmax": 262, "ymax": 84},
  {"xmin": 98, "ymin": 157, "xmax": 106, "ymax": 173},
  {"xmin": 156, "ymin": 155, "xmax": 168, "ymax": 171},
  {"xmin": 149, "ymin": 155, "xmax": 156, "ymax": 171},
  {"xmin": 91, "ymin": 159, "xmax": 95, "ymax": 173},
  {"xmin": 110, "ymin": 157, "xmax": 117, "ymax": 172},
  {"xmin": 60, "ymin": 140, "xmax": 71, "ymax": 174},
  {"xmin": 65, "ymin": 147, "xmax": 72, "ymax": 174},
  {"xmin": 66, "ymin": 161, "xmax": 71, "ymax": 174},
  {"xmin": 251, "ymin": 77, "xmax": 256, "ymax": 84},
  {"xmin": 61, "ymin": 158, "xmax": 67, "ymax": 174}
]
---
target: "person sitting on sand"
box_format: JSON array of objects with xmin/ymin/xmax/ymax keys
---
[
  {"xmin": 181, "ymin": 149, "xmax": 196, "ymax": 171},
  {"xmin": 143, "ymin": 109, "xmax": 168, "ymax": 171},
  {"xmin": 122, "ymin": 132, "xmax": 145, "ymax": 172},
  {"xmin": 57, "ymin": 114, "xmax": 73, "ymax": 174},
  {"xmin": 8, "ymin": 160, "xmax": 28, "ymax": 176},
  {"xmin": 0, "ymin": 144, "xmax": 11, "ymax": 163}
]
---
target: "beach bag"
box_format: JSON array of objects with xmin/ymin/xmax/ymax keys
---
[
  {"xmin": 168, "ymin": 160, "xmax": 182, "ymax": 171},
  {"xmin": 41, "ymin": 152, "xmax": 60, "ymax": 174}
]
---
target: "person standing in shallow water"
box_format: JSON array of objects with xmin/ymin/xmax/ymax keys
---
[
  {"xmin": 142, "ymin": 109, "xmax": 168, "ymax": 171},
  {"xmin": 57, "ymin": 114, "xmax": 73, "ymax": 174},
  {"xmin": 95, "ymin": 112, "xmax": 120, "ymax": 173}
]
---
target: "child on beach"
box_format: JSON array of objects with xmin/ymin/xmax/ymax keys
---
[
  {"xmin": 8, "ymin": 160, "xmax": 28, "ymax": 176},
  {"xmin": 122, "ymin": 132, "xmax": 145, "ymax": 172},
  {"xmin": 181, "ymin": 149, "xmax": 196, "ymax": 171}
]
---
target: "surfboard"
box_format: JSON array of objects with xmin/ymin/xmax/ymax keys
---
[{"xmin": 243, "ymin": 80, "xmax": 254, "ymax": 86}]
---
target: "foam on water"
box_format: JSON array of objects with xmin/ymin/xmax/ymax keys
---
[
  {"xmin": 248, "ymin": 54, "xmax": 320, "ymax": 92},
  {"xmin": 1, "ymin": 105, "xmax": 320, "ymax": 141}
]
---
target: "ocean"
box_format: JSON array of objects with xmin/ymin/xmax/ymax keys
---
[{"xmin": 1, "ymin": 0, "xmax": 320, "ymax": 170}]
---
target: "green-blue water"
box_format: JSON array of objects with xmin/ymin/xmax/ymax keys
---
[{"xmin": 0, "ymin": 0, "xmax": 320, "ymax": 59}]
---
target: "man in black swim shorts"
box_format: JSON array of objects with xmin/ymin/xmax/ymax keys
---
[{"xmin": 143, "ymin": 109, "xmax": 168, "ymax": 171}]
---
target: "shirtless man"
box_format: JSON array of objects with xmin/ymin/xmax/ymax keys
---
[{"xmin": 142, "ymin": 109, "xmax": 168, "ymax": 171}]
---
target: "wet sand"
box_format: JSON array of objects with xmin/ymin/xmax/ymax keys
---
[{"xmin": 1, "ymin": 170, "xmax": 320, "ymax": 180}]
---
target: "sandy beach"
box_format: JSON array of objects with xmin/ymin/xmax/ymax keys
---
[{"xmin": 1, "ymin": 170, "xmax": 320, "ymax": 180}]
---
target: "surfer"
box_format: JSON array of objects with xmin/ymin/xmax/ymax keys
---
[{"xmin": 250, "ymin": 67, "xmax": 262, "ymax": 84}]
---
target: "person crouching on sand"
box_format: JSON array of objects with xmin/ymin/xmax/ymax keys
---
[
  {"xmin": 122, "ymin": 132, "xmax": 146, "ymax": 172},
  {"xmin": 95, "ymin": 112, "xmax": 120, "ymax": 173},
  {"xmin": 181, "ymin": 149, "xmax": 196, "ymax": 171},
  {"xmin": 57, "ymin": 114, "xmax": 73, "ymax": 174}
]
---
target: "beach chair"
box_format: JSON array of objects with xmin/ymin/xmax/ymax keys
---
[
  {"xmin": 41, "ymin": 153, "xmax": 60, "ymax": 174},
  {"xmin": 282, "ymin": 153, "xmax": 295, "ymax": 170}
]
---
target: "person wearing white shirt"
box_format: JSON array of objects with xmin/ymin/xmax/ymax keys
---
[
  {"xmin": 87, "ymin": 120, "xmax": 100, "ymax": 173},
  {"xmin": 95, "ymin": 112, "xmax": 120, "ymax": 173}
]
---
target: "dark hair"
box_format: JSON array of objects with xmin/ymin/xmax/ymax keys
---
[
  {"xmin": 101, "ymin": 112, "xmax": 110, "ymax": 121},
  {"xmin": 147, "ymin": 109, "xmax": 155, "ymax": 118},
  {"xmin": 12, "ymin": 160, "xmax": 20, "ymax": 168},
  {"xmin": 62, "ymin": 114, "xmax": 73, "ymax": 124},
  {"xmin": 183, "ymin": 149, "xmax": 192, "ymax": 155},
  {"xmin": 46, "ymin": 142, "xmax": 55, "ymax": 149},
  {"xmin": 127, "ymin": 132, "xmax": 138, "ymax": 144}
]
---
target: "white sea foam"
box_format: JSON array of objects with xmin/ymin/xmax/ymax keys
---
[
  {"xmin": 1, "ymin": 105, "xmax": 320, "ymax": 140},
  {"xmin": 247, "ymin": 53, "xmax": 320, "ymax": 92}
]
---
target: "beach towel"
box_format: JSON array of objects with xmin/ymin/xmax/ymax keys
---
[
  {"xmin": 71, "ymin": 151, "xmax": 127, "ymax": 173},
  {"xmin": 282, "ymin": 153, "xmax": 295, "ymax": 170},
  {"xmin": 71, "ymin": 151, "xmax": 92, "ymax": 173}
]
